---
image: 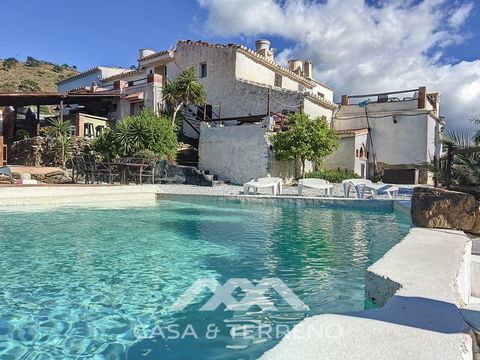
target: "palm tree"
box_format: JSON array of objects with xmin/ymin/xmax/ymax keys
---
[
  {"xmin": 440, "ymin": 129, "xmax": 480, "ymax": 186},
  {"xmin": 162, "ymin": 66, "xmax": 207, "ymax": 125}
]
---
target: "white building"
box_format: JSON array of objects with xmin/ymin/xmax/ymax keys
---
[
  {"xmin": 57, "ymin": 66, "xmax": 130, "ymax": 93},
  {"xmin": 57, "ymin": 41, "xmax": 443, "ymax": 184},
  {"xmin": 58, "ymin": 39, "xmax": 336, "ymax": 136},
  {"xmin": 57, "ymin": 39, "xmax": 337, "ymax": 184},
  {"xmin": 324, "ymin": 87, "xmax": 444, "ymax": 183}
]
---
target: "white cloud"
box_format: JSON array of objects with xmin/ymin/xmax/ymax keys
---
[{"xmin": 197, "ymin": 0, "xmax": 480, "ymax": 132}]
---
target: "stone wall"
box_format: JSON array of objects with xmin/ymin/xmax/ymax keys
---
[
  {"xmin": 10, "ymin": 136, "xmax": 91, "ymax": 167},
  {"xmin": 198, "ymin": 122, "xmax": 301, "ymax": 184}
]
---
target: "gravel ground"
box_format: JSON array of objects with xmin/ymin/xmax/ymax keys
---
[{"xmin": 157, "ymin": 183, "xmax": 415, "ymax": 200}]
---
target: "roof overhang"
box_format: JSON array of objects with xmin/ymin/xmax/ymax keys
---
[{"xmin": 0, "ymin": 92, "xmax": 121, "ymax": 107}]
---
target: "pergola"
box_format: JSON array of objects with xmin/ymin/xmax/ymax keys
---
[{"xmin": 0, "ymin": 92, "xmax": 121, "ymax": 165}]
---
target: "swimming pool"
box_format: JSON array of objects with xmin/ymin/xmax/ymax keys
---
[{"xmin": 0, "ymin": 197, "xmax": 410, "ymax": 359}]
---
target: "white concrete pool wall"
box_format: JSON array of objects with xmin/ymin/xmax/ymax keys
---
[{"xmin": 0, "ymin": 185, "xmax": 158, "ymax": 206}]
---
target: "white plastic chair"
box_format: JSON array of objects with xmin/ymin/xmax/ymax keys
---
[{"xmin": 343, "ymin": 179, "xmax": 398, "ymax": 199}]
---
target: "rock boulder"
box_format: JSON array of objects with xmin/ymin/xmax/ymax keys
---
[{"xmin": 411, "ymin": 187, "xmax": 477, "ymax": 232}]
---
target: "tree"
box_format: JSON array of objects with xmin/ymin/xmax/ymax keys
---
[
  {"xmin": 93, "ymin": 109, "xmax": 177, "ymax": 161},
  {"xmin": 272, "ymin": 113, "xmax": 339, "ymax": 178},
  {"xmin": 41, "ymin": 118, "xmax": 72, "ymax": 169},
  {"xmin": 2, "ymin": 57, "xmax": 18, "ymax": 71},
  {"xmin": 25, "ymin": 56, "xmax": 41, "ymax": 67},
  {"xmin": 162, "ymin": 65, "xmax": 207, "ymax": 125}
]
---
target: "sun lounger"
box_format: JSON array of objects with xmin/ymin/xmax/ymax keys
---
[
  {"xmin": 243, "ymin": 177, "xmax": 282, "ymax": 196},
  {"xmin": 363, "ymin": 183, "xmax": 399, "ymax": 199},
  {"xmin": 343, "ymin": 179, "xmax": 399, "ymax": 199},
  {"xmin": 298, "ymin": 178, "xmax": 333, "ymax": 197}
]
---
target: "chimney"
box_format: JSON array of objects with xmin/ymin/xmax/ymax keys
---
[
  {"xmin": 255, "ymin": 39, "xmax": 274, "ymax": 61},
  {"xmin": 288, "ymin": 60, "xmax": 303, "ymax": 75},
  {"xmin": 90, "ymin": 81, "xmax": 98, "ymax": 93},
  {"xmin": 417, "ymin": 86, "xmax": 426, "ymax": 109},
  {"xmin": 341, "ymin": 95, "xmax": 349, "ymax": 105},
  {"xmin": 113, "ymin": 80, "xmax": 127, "ymax": 91},
  {"xmin": 139, "ymin": 48, "xmax": 156, "ymax": 59},
  {"xmin": 303, "ymin": 61, "xmax": 312, "ymax": 79}
]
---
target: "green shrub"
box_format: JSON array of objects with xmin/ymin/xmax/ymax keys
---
[
  {"xmin": 25, "ymin": 56, "xmax": 41, "ymax": 67},
  {"xmin": 2, "ymin": 57, "xmax": 18, "ymax": 70},
  {"xmin": 18, "ymin": 79, "xmax": 41, "ymax": 92},
  {"xmin": 0, "ymin": 82, "xmax": 17, "ymax": 92},
  {"xmin": 134, "ymin": 149, "xmax": 162, "ymax": 162},
  {"xmin": 14, "ymin": 129, "xmax": 30, "ymax": 141},
  {"xmin": 91, "ymin": 128, "xmax": 117, "ymax": 160},
  {"xmin": 92, "ymin": 109, "xmax": 177, "ymax": 161},
  {"xmin": 305, "ymin": 168, "xmax": 360, "ymax": 183}
]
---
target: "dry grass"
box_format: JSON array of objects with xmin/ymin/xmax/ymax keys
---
[{"xmin": 0, "ymin": 59, "xmax": 78, "ymax": 92}]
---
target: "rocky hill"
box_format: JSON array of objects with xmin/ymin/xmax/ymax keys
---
[{"xmin": 0, "ymin": 57, "xmax": 78, "ymax": 93}]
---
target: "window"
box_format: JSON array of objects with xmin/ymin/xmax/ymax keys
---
[
  {"xmin": 317, "ymin": 92, "xmax": 324, "ymax": 98},
  {"xmin": 274, "ymin": 73, "xmax": 282, "ymax": 87},
  {"xmin": 200, "ymin": 63, "xmax": 207, "ymax": 78},
  {"xmin": 95, "ymin": 126, "xmax": 104, "ymax": 137}
]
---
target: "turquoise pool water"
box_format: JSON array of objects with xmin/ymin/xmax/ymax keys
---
[{"xmin": 0, "ymin": 197, "xmax": 410, "ymax": 359}]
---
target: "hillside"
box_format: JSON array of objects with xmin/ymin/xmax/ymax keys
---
[{"xmin": 0, "ymin": 57, "xmax": 79, "ymax": 93}]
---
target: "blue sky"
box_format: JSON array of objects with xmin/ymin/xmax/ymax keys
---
[
  {"xmin": 1, "ymin": 0, "xmax": 281, "ymax": 69},
  {"xmin": 2, "ymin": 0, "xmax": 479, "ymax": 131},
  {"xmin": 1, "ymin": 0, "xmax": 478, "ymax": 69}
]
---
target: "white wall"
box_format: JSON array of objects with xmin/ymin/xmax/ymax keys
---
[
  {"xmin": 303, "ymin": 98, "xmax": 334, "ymax": 123},
  {"xmin": 324, "ymin": 136, "xmax": 355, "ymax": 171},
  {"xmin": 311, "ymin": 83, "xmax": 334, "ymax": 102},
  {"xmin": 198, "ymin": 123, "xmax": 269, "ymax": 184},
  {"xmin": 333, "ymin": 102, "xmax": 441, "ymax": 166},
  {"xmin": 57, "ymin": 70, "xmax": 102, "ymax": 92},
  {"xmin": 58, "ymin": 67, "xmax": 127, "ymax": 92},
  {"xmin": 175, "ymin": 44, "xmax": 237, "ymax": 109},
  {"xmin": 198, "ymin": 122, "xmax": 300, "ymax": 184}
]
